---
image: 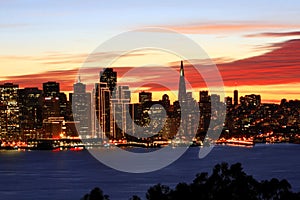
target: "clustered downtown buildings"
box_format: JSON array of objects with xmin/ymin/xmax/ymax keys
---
[{"xmin": 0, "ymin": 62, "xmax": 300, "ymax": 145}]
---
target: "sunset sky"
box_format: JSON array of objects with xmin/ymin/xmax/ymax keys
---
[{"xmin": 1, "ymin": 1, "xmax": 300, "ymax": 103}]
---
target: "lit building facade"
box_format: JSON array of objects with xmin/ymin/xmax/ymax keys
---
[
  {"xmin": 0, "ymin": 83, "xmax": 20, "ymax": 140},
  {"xmin": 95, "ymin": 83, "xmax": 111, "ymax": 138},
  {"xmin": 199, "ymin": 90, "xmax": 211, "ymax": 133},
  {"xmin": 111, "ymin": 85, "xmax": 131, "ymax": 139},
  {"xmin": 139, "ymin": 91, "xmax": 152, "ymax": 104},
  {"xmin": 240, "ymin": 94, "xmax": 261, "ymax": 107},
  {"xmin": 42, "ymin": 82, "xmax": 60, "ymax": 120},
  {"xmin": 18, "ymin": 87, "xmax": 43, "ymax": 138},
  {"xmin": 72, "ymin": 80, "xmax": 91, "ymax": 138},
  {"xmin": 42, "ymin": 117, "xmax": 78, "ymax": 138}
]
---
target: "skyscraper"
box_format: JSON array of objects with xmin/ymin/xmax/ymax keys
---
[
  {"xmin": 0, "ymin": 83, "xmax": 20, "ymax": 140},
  {"xmin": 178, "ymin": 61, "xmax": 193, "ymax": 137},
  {"xmin": 72, "ymin": 79, "xmax": 91, "ymax": 138},
  {"xmin": 178, "ymin": 60, "xmax": 187, "ymax": 103},
  {"xmin": 139, "ymin": 91, "xmax": 152, "ymax": 104},
  {"xmin": 43, "ymin": 82, "xmax": 59, "ymax": 97},
  {"xmin": 58, "ymin": 92, "xmax": 68, "ymax": 120},
  {"xmin": 100, "ymin": 68, "xmax": 117, "ymax": 94},
  {"xmin": 199, "ymin": 90, "xmax": 211, "ymax": 133},
  {"xmin": 95, "ymin": 83, "xmax": 111, "ymax": 138},
  {"xmin": 96, "ymin": 69, "xmax": 117, "ymax": 139},
  {"xmin": 234, "ymin": 90, "xmax": 238, "ymax": 106},
  {"xmin": 160, "ymin": 94, "xmax": 170, "ymax": 111},
  {"xmin": 42, "ymin": 82, "xmax": 60, "ymax": 120},
  {"xmin": 244, "ymin": 94, "xmax": 261, "ymax": 107},
  {"xmin": 111, "ymin": 85, "xmax": 131, "ymax": 139},
  {"xmin": 74, "ymin": 76, "xmax": 86, "ymax": 93},
  {"xmin": 225, "ymin": 96, "xmax": 233, "ymax": 107},
  {"xmin": 18, "ymin": 87, "xmax": 43, "ymax": 138},
  {"xmin": 199, "ymin": 91, "xmax": 210, "ymax": 103},
  {"xmin": 211, "ymin": 94, "xmax": 220, "ymax": 104}
]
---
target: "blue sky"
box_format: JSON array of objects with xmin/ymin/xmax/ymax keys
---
[{"xmin": 1, "ymin": 1, "xmax": 299, "ymax": 53}]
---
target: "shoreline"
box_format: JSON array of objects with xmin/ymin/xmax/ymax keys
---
[{"xmin": 0, "ymin": 140, "xmax": 299, "ymax": 152}]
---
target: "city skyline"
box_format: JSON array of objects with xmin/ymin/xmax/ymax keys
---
[
  {"xmin": 0, "ymin": 77, "xmax": 298, "ymax": 105},
  {"xmin": 0, "ymin": 79, "xmax": 297, "ymax": 105},
  {"xmin": 0, "ymin": 57, "xmax": 299, "ymax": 150}
]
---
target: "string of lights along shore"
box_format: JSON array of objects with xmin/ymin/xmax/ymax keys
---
[{"xmin": 0, "ymin": 61, "xmax": 300, "ymax": 146}]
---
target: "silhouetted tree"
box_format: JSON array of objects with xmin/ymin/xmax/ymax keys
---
[
  {"xmin": 129, "ymin": 195, "xmax": 141, "ymax": 200},
  {"xmin": 81, "ymin": 187, "xmax": 109, "ymax": 200},
  {"xmin": 146, "ymin": 184, "xmax": 171, "ymax": 200},
  {"xmin": 259, "ymin": 178, "xmax": 292, "ymax": 200},
  {"xmin": 170, "ymin": 182, "xmax": 192, "ymax": 200},
  {"xmin": 83, "ymin": 162, "xmax": 300, "ymax": 200}
]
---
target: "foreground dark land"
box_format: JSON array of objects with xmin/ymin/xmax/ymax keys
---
[{"xmin": 81, "ymin": 162, "xmax": 300, "ymax": 200}]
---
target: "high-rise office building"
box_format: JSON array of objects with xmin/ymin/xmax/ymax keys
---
[
  {"xmin": 160, "ymin": 94, "xmax": 170, "ymax": 111},
  {"xmin": 18, "ymin": 87, "xmax": 43, "ymax": 138},
  {"xmin": 178, "ymin": 61, "xmax": 194, "ymax": 137},
  {"xmin": 42, "ymin": 82, "xmax": 61, "ymax": 121},
  {"xmin": 115, "ymin": 85, "xmax": 131, "ymax": 101},
  {"xmin": 139, "ymin": 91, "xmax": 152, "ymax": 104},
  {"xmin": 95, "ymin": 83, "xmax": 111, "ymax": 138},
  {"xmin": 199, "ymin": 91, "xmax": 210, "ymax": 103},
  {"xmin": 111, "ymin": 85, "xmax": 131, "ymax": 138},
  {"xmin": 243, "ymin": 94, "xmax": 261, "ymax": 107},
  {"xmin": 199, "ymin": 90, "xmax": 211, "ymax": 133},
  {"xmin": 42, "ymin": 81, "xmax": 69, "ymax": 121},
  {"xmin": 100, "ymin": 68, "xmax": 117, "ymax": 94},
  {"xmin": 43, "ymin": 116, "xmax": 78, "ymax": 138},
  {"xmin": 185, "ymin": 92, "xmax": 199, "ymax": 137},
  {"xmin": 234, "ymin": 90, "xmax": 238, "ymax": 105},
  {"xmin": 42, "ymin": 96, "xmax": 60, "ymax": 120},
  {"xmin": 72, "ymin": 80, "xmax": 91, "ymax": 138},
  {"xmin": 178, "ymin": 60, "xmax": 187, "ymax": 103},
  {"xmin": 225, "ymin": 96, "xmax": 233, "ymax": 107},
  {"xmin": 58, "ymin": 92, "xmax": 70, "ymax": 120},
  {"xmin": 74, "ymin": 76, "xmax": 86, "ymax": 93},
  {"xmin": 211, "ymin": 94, "xmax": 220, "ymax": 104},
  {"xmin": 43, "ymin": 82, "xmax": 59, "ymax": 97},
  {"xmin": 0, "ymin": 83, "xmax": 20, "ymax": 140}
]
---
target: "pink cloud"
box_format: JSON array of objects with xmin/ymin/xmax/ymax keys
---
[
  {"xmin": 218, "ymin": 39, "xmax": 300, "ymax": 87},
  {"xmin": 156, "ymin": 22, "xmax": 300, "ymax": 34},
  {"xmin": 245, "ymin": 31, "xmax": 300, "ymax": 38}
]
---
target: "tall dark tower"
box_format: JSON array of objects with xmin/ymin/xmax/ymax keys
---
[
  {"xmin": 100, "ymin": 68, "xmax": 117, "ymax": 94},
  {"xmin": 178, "ymin": 60, "xmax": 187, "ymax": 103},
  {"xmin": 43, "ymin": 81, "xmax": 59, "ymax": 97},
  {"xmin": 234, "ymin": 90, "xmax": 238, "ymax": 105},
  {"xmin": 18, "ymin": 87, "xmax": 43, "ymax": 132},
  {"xmin": 42, "ymin": 81, "xmax": 61, "ymax": 120}
]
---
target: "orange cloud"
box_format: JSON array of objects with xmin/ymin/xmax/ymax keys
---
[
  {"xmin": 245, "ymin": 31, "xmax": 300, "ymax": 38},
  {"xmin": 0, "ymin": 69, "xmax": 78, "ymax": 91},
  {"xmin": 218, "ymin": 39, "xmax": 300, "ymax": 86},
  {"xmin": 0, "ymin": 51, "xmax": 147, "ymax": 66},
  {"xmin": 1, "ymin": 39, "xmax": 300, "ymax": 103}
]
